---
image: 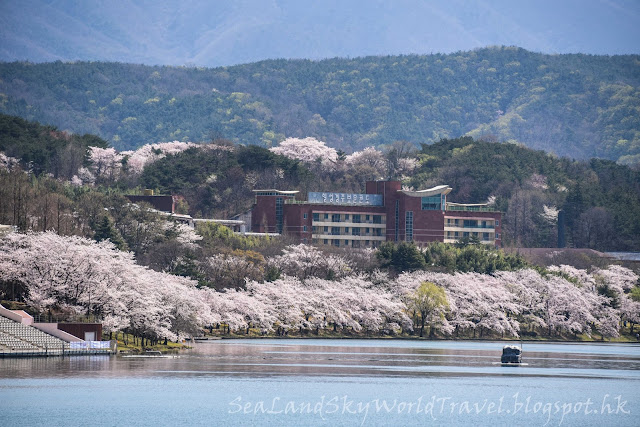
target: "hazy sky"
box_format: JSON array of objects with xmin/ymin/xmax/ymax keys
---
[{"xmin": 1, "ymin": 0, "xmax": 639, "ymax": 66}]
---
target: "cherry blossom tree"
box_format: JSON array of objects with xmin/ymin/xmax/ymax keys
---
[
  {"xmin": 591, "ymin": 265, "xmax": 640, "ymax": 335},
  {"xmin": 0, "ymin": 152, "xmax": 20, "ymax": 171},
  {"xmin": 270, "ymin": 137, "xmax": 338, "ymax": 170},
  {"xmin": 344, "ymin": 147, "xmax": 387, "ymax": 180},
  {"xmin": 120, "ymin": 141, "xmax": 199, "ymax": 176},
  {"xmin": 87, "ymin": 147, "xmax": 122, "ymax": 183},
  {"xmin": 2, "ymin": 231, "xmax": 635, "ymax": 340},
  {"xmin": 497, "ymin": 268, "xmax": 615, "ymax": 337},
  {"xmin": 248, "ymin": 277, "xmax": 307, "ymax": 335},
  {"xmin": 393, "ymin": 271, "xmax": 521, "ymax": 337},
  {"xmin": 267, "ymin": 244, "xmax": 352, "ymax": 280},
  {"xmin": 0, "ymin": 231, "xmax": 209, "ymax": 342},
  {"xmin": 202, "ymin": 253, "xmax": 265, "ymax": 289}
]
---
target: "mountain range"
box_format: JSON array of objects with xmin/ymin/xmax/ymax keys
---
[
  {"xmin": 1, "ymin": 0, "xmax": 639, "ymax": 67},
  {"xmin": 1, "ymin": 48, "xmax": 639, "ymax": 163}
]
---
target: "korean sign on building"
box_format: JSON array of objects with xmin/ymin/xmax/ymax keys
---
[{"xmin": 308, "ymin": 192, "xmax": 383, "ymax": 206}]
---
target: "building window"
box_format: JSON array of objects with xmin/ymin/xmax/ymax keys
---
[
  {"xmin": 313, "ymin": 213, "xmax": 319, "ymax": 221},
  {"xmin": 353, "ymin": 241, "xmax": 360, "ymax": 248},
  {"xmin": 496, "ymin": 233, "xmax": 500, "ymax": 239},
  {"xmin": 275, "ymin": 197, "xmax": 283, "ymax": 233},
  {"xmin": 344, "ymin": 240, "xmax": 349, "ymax": 245},
  {"xmin": 405, "ymin": 211, "xmax": 413, "ymax": 241},
  {"xmin": 373, "ymin": 215, "xmax": 382, "ymax": 224},
  {"xmin": 395, "ymin": 200, "xmax": 399, "ymax": 241},
  {"xmin": 345, "ymin": 214, "xmax": 349, "ymax": 220},
  {"xmin": 303, "ymin": 225, "xmax": 307, "ymax": 232},
  {"xmin": 332, "ymin": 214, "xmax": 341, "ymax": 222},
  {"xmin": 421, "ymin": 195, "xmax": 444, "ymax": 210},
  {"xmin": 324, "ymin": 239, "xmax": 328, "ymax": 244},
  {"xmin": 365, "ymin": 227, "xmax": 370, "ymax": 234},
  {"xmin": 352, "ymin": 228, "xmax": 360, "ymax": 236},
  {"xmin": 353, "ymin": 214, "xmax": 361, "ymax": 223},
  {"xmin": 333, "ymin": 240, "xmax": 340, "ymax": 247},
  {"xmin": 324, "ymin": 213, "xmax": 329, "ymax": 220},
  {"xmin": 366, "ymin": 215, "xmax": 370, "ymax": 221},
  {"xmin": 331, "ymin": 227, "xmax": 340, "ymax": 235},
  {"xmin": 495, "ymin": 220, "xmax": 500, "ymax": 227},
  {"xmin": 483, "ymin": 232, "xmax": 489, "ymax": 241},
  {"xmin": 324, "ymin": 226, "xmax": 328, "ymax": 232},
  {"xmin": 303, "ymin": 213, "xmax": 308, "ymax": 219},
  {"xmin": 344, "ymin": 227, "xmax": 349, "ymax": 233}
]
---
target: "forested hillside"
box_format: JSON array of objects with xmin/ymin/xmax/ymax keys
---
[
  {"xmin": 1, "ymin": 47, "xmax": 639, "ymax": 163},
  {"xmin": 0, "ymin": 114, "xmax": 108, "ymax": 177},
  {"xmin": 2, "ymin": 111, "xmax": 638, "ymax": 251},
  {"xmin": 411, "ymin": 137, "xmax": 640, "ymax": 251}
]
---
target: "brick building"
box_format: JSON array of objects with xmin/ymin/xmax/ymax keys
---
[
  {"xmin": 251, "ymin": 180, "xmax": 501, "ymax": 248},
  {"xmin": 125, "ymin": 194, "xmax": 176, "ymax": 213}
]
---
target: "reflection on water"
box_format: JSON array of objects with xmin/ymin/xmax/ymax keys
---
[
  {"xmin": 2, "ymin": 339, "xmax": 639, "ymax": 379},
  {"xmin": 1, "ymin": 340, "xmax": 639, "ymax": 426}
]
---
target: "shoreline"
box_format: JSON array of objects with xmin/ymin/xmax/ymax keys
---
[{"xmin": 196, "ymin": 334, "xmax": 640, "ymax": 344}]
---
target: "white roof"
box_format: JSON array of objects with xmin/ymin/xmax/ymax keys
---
[
  {"xmin": 193, "ymin": 218, "xmax": 245, "ymax": 225},
  {"xmin": 253, "ymin": 189, "xmax": 299, "ymax": 195},
  {"xmin": 400, "ymin": 185, "xmax": 452, "ymax": 197}
]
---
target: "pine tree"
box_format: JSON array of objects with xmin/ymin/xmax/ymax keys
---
[{"xmin": 92, "ymin": 214, "xmax": 128, "ymax": 251}]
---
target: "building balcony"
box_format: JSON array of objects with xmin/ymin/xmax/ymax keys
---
[
  {"xmin": 445, "ymin": 204, "xmax": 498, "ymax": 212},
  {"xmin": 444, "ymin": 225, "xmax": 495, "ymax": 232},
  {"xmin": 312, "ymin": 233, "xmax": 386, "ymax": 241},
  {"xmin": 312, "ymin": 220, "xmax": 386, "ymax": 228}
]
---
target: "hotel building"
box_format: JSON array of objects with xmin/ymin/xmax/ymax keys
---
[{"xmin": 251, "ymin": 180, "xmax": 501, "ymax": 248}]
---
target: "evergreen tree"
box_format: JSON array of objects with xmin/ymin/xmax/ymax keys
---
[{"xmin": 92, "ymin": 214, "xmax": 128, "ymax": 251}]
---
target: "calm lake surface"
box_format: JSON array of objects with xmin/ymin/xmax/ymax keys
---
[{"xmin": 1, "ymin": 339, "xmax": 639, "ymax": 426}]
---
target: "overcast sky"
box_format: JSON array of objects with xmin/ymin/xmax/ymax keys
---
[{"xmin": 1, "ymin": 0, "xmax": 639, "ymax": 66}]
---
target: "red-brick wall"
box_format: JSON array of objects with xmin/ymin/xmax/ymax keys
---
[
  {"xmin": 250, "ymin": 182, "xmax": 502, "ymax": 246},
  {"xmin": 283, "ymin": 204, "xmax": 312, "ymax": 241},
  {"xmin": 444, "ymin": 209, "xmax": 503, "ymax": 246},
  {"xmin": 251, "ymin": 195, "xmax": 277, "ymax": 233}
]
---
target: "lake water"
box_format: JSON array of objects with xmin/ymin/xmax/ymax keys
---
[{"xmin": 1, "ymin": 339, "xmax": 639, "ymax": 426}]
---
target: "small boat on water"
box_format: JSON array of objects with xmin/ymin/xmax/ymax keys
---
[{"xmin": 501, "ymin": 345, "xmax": 522, "ymax": 364}]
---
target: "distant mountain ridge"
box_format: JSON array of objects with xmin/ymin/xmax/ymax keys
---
[
  {"xmin": 1, "ymin": 48, "xmax": 639, "ymax": 163},
  {"xmin": 2, "ymin": 0, "xmax": 640, "ymax": 67}
]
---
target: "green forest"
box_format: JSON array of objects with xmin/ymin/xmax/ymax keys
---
[
  {"xmin": 411, "ymin": 137, "xmax": 640, "ymax": 251},
  {"xmin": 1, "ymin": 114, "xmax": 639, "ymax": 252},
  {"xmin": 1, "ymin": 47, "xmax": 639, "ymax": 164}
]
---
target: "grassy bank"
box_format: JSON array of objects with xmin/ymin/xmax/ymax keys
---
[{"xmin": 106, "ymin": 332, "xmax": 191, "ymax": 353}]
